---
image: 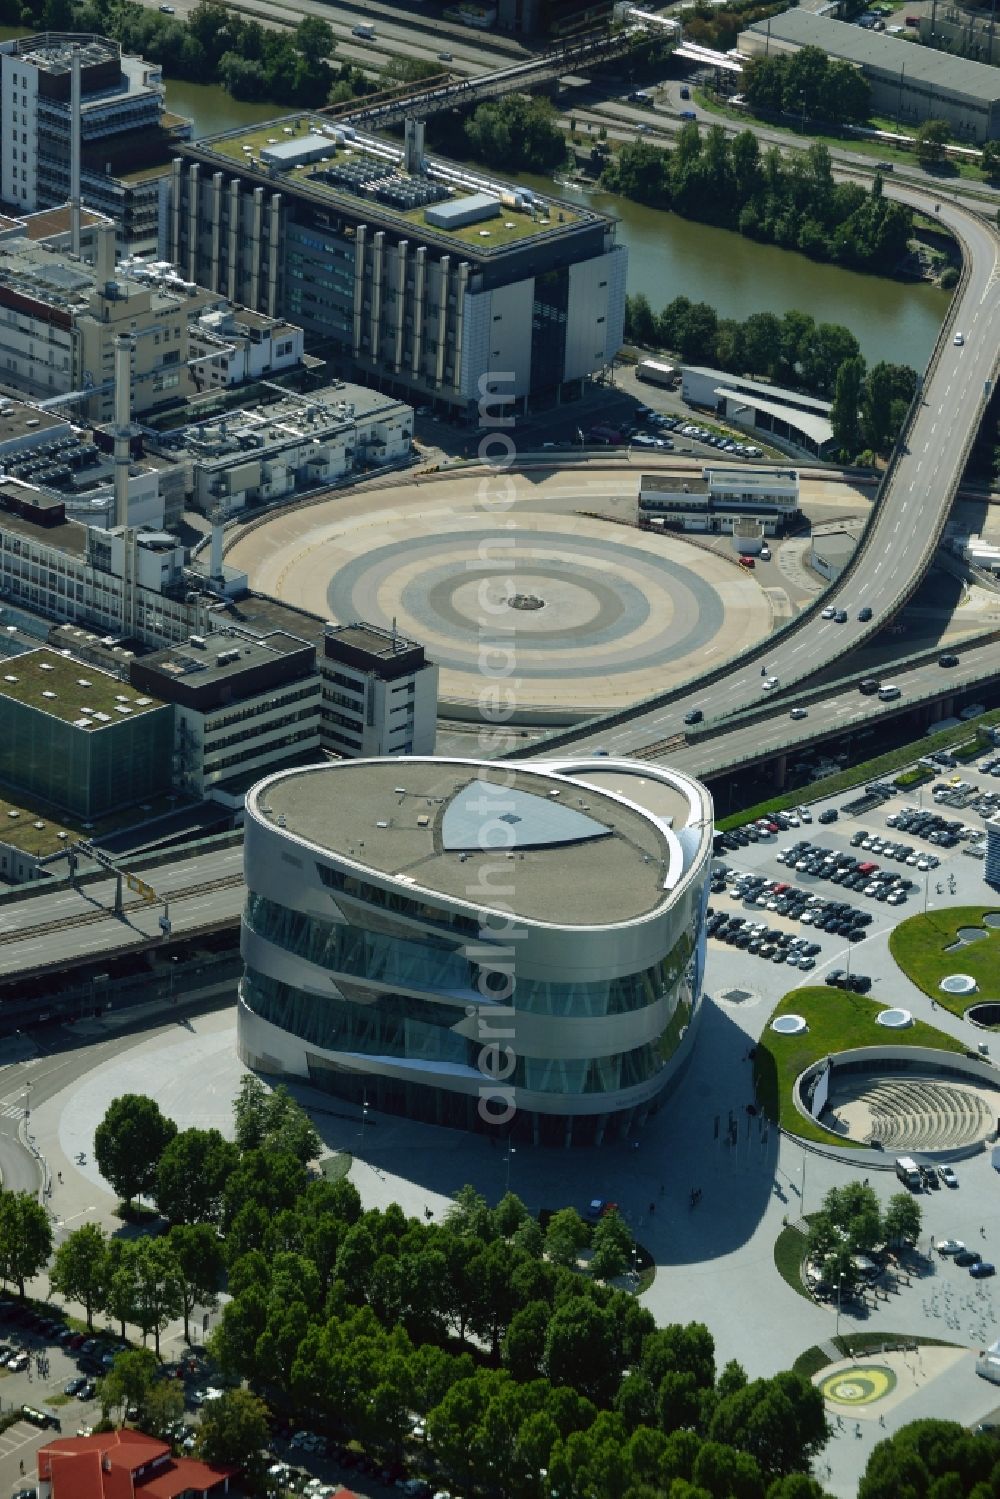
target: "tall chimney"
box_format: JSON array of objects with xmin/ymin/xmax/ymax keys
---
[
  {"xmin": 210, "ymin": 515, "xmax": 224, "ymax": 581},
  {"xmin": 70, "ymin": 46, "xmax": 82, "ymax": 258},
  {"xmin": 95, "ymin": 221, "xmax": 115, "ymax": 284},
  {"xmin": 113, "ymin": 334, "xmax": 133, "ymax": 529}
]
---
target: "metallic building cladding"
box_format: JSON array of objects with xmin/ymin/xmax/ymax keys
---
[{"xmin": 237, "ymin": 758, "xmax": 712, "ymax": 1145}]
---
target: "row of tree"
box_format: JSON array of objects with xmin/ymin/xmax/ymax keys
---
[
  {"xmin": 741, "ymin": 46, "xmax": 871, "ymax": 127},
  {"xmin": 625, "ymin": 295, "xmax": 864, "ymax": 400},
  {"xmin": 603, "ymin": 133, "xmax": 913, "ymax": 276},
  {"xmin": 830, "ymin": 357, "xmax": 919, "ymax": 460}
]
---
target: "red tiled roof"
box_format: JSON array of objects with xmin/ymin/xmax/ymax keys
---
[
  {"xmin": 141, "ymin": 1454, "xmax": 239, "ymax": 1497},
  {"xmin": 37, "ymin": 1428, "xmax": 236, "ymax": 1499}
]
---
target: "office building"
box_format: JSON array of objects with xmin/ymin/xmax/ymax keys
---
[
  {"xmin": 0, "ymin": 646, "xmax": 171, "ymax": 818},
  {"xmin": 638, "ymin": 466, "xmax": 800, "ymax": 535},
  {"xmin": 37, "ymin": 1428, "xmax": 236, "ymax": 1499},
  {"xmin": 238, "ymin": 756, "xmax": 712, "ymax": 1144},
  {"xmin": 682, "ymin": 366, "xmax": 835, "ymax": 458},
  {"xmin": 145, "ymin": 384, "xmax": 412, "ymax": 518},
  {"xmin": 320, "ymin": 622, "xmax": 437, "ymax": 758},
  {"xmin": 496, "ymin": 0, "xmax": 612, "ymax": 37},
  {"xmin": 739, "ymin": 11, "xmax": 1000, "ymax": 141},
  {"xmin": 0, "ymin": 32, "xmax": 193, "ymax": 249},
  {"xmin": 130, "ymin": 629, "xmax": 322, "ymax": 801},
  {"xmin": 162, "ymin": 114, "xmax": 627, "ymax": 417}
]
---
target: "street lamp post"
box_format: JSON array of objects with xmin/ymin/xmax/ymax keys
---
[
  {"xmin": 835, "ymin": 1275, "xmax": 844, "ymax": 1339},
  {"xmin": 360, "ymin": 1095, "xmax": 369, "ymax": 1147},
  {"xmin": 505, "ymin": 1139, "xmax": 516, "ymax": 1195}
]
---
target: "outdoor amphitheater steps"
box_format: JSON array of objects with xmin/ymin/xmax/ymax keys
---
[{"xmin": 834, "ymin": 1074, "xmax": 996, "ymax": 1151}]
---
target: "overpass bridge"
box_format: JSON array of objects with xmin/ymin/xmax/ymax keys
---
[{"xmin": 326, "ymin": 25, "xmax": 641, "ymax": 130}]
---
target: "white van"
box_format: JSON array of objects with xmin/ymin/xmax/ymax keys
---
[
  {"xmin": 878, "ymin": 684, "xmax": 901, "ymax": 701},
  {"xmin": 352, "ymin": 22, "xmax": 375, "ymax": 36}
]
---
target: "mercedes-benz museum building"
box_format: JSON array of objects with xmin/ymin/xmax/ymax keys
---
[{"xmin": 238, "ymin": 756, "xmax": 713, "ymax": 1145}]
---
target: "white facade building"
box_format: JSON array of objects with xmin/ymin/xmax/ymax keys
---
[
  {"xmin": 188, "ymin": 306, "xmax": 305, "ymax": 392},
  {"xmin": 638, "ymin": 466, "xmax": 800, "ymax": 534},
  {"xmin": 238, "ymin": 756, "xmax": 712, "ymax": 1144},
  {"xmin": 147, "ymin": 386, "xmax": 413, "ymax": 518},
  {"xmin": 320, "ymin": 621, "xmax": 437, "ymax": 758},
  {"xmin": 130, "ymin": 629, "xmax": 322, "ymax": 801}
]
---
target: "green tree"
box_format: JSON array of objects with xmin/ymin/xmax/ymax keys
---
[
  {"xmin": 590, "ymin": 1209, "xmax": 634, "ymax": 1282},
  {"xmin": 830, "ymin": 354, "xmax": 866, "ymax": 455},
  {"xmin": 293, "ymin": 14, "xmax": 334, "ymax": 58},
  {"xmin": 915, "ymin": 120, "xmax": 951, "ymax": 167},
  {"xmin": 626, "ymin": 291, "xmax": 658, "ymax": 345},
  {"xmin": 741, "ymin": 311, "xmax": 783, "ymax": 379},
  {"xmin": 155, "ymin": 1128, "xmax": 239, "ymax": 1225},
  {"xmin": 464, "ymin": 95, "xmax": 565, "ymax": 173},
  {"xmin": 859, "ymin": 1418, "xmax": 1000, "ymax": 1499},
  {"xmin": 50, "ymin": 1223, "xmax": 108, "ymax": 1330},
  {"xmin": 97, "ymin": 1346, "xmax": 158, "ymax": 1426},
  {"xmin": 544, "ymin": 1299, "xmax": 621, "ymax": 1405},
  {"xmin": 196, "ymin": 1386, "xmax": 271, "ymax": 1485},
  {"xmin": 709, "ymin": 1371, "xmax": 828, "ymax": 1479},
  {"xmin": 0, "ymin": 1190, "xmax": 53, "ymax": 1296},
  {"xmin": 167, "ymin": 1223, "xmax": 225, "ymax": 1343},
  {"xmin": 883, "ymin": 1192, "xmax": 922, "ymax": 1248},
  {"xmin": 94, "ymin": 1094, "xmax": 177, "ymax": 1208},
  {"xmin": 502, "ymin": 1300, "xmax": 550, "ymax": 1382},
  {"xmin": 544, "ymin": 1208, "xmax": 589, "ymax": 1269},
  {"xmin": 142, "ymin": 1377, "xmax": 186, "ymax": 1439},
  {"xmin": 983, "ymin": 141, "xmax": 1000, "ymax": 180},
  {"xmin": 131, "ymin": 1239, "xmax": 185, "ymax": 1356}
]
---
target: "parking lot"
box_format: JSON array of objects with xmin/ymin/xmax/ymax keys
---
[{"xmin": 706, "ymin": 751, "xmax": 1000, "ymax": 1001}]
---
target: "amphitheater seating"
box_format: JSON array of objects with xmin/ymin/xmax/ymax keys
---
[{"xmin": 834, "ymin": 1074, "xmax": 994, "ymax": 1151}]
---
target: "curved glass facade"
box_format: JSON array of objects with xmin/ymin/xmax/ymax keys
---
[
  {"xmin": 245, "ymin": 892, "xmax": 694, "ymax": 1019},
  {"xmin": 241, "ymin": 966, "xmax": 673, "ymax": 1095}
]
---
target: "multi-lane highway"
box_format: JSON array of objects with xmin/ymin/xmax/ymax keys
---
[
  {"xmin": 520, "ymin": 191, "xmax": 1000, "ymax": 759},
  {"xmin": 0, "ymin": 845, "xmax": 244, "ymax": 980}
]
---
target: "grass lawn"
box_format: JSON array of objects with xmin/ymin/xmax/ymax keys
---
[
  {"xmin": 755, "ymin": 985, "xmax": 967, "ymax": 1147},
  {"xmin": 774, "ymin": 1223, "xmax": 812, "ymax": 1301},
  {"xmin": 889, "ymin": 906, "xmax": 1000, "ymax": 1015},
  {"xmin": 793, "ymin": 1331, "xmax": 960, "ymax": 1377}
]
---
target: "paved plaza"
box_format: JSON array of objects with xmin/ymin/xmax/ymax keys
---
[{"xmin": 4, "ymin": 768, "xmax": 1000, "ymax": 1493}]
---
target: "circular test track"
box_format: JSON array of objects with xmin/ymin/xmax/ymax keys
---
[{"xmin": 226, "ymin": 464, "xmax": 776, "ymax": 724}]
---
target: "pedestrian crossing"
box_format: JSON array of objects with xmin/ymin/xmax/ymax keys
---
[{"xmin": 0, "ymin": 1102, "xmax": 25, "ymax": 1119}]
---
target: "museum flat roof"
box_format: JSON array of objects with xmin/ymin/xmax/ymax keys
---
[{"xmin": 254, "ymin": 759, "xmax": 680, "ymax": 927}]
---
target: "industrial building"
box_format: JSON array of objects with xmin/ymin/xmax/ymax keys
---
[
  {"xmin": 0, "ymin": 218, "xmax": 210, "ymax": 422},
  {"xmin": 0, "ymin": 478, "xmax": 225, "ymax": 645},
  {"xmin": 0, "ymin": 32, "xmax": 193, "ymax": 249},
  {"xmin": 738, "ymin": 11, "xmax": 1000, "ymax": 141},
  {"xmin": 638, "ymin": 466, "xmax": 801, "ymax": 534},
  {"xmin": 145, "ymin": 384, "xmax": 413, "ymax": 517},
  {"xmin": 188, "ymin": 305, "xmax": 305, "ymax": 393},
  {"xmin": 238, "ymin": 756, "xmax": 712, "ymax": 1143},
  {"xmin": 162, "ymin": 115, "xmax": 627, "ymax": 417},
  {"xmin": 130, "ymin": 630, "xmax": 322, "ymax": 802},
  {"xmin": 321, "ymin": 621, "xmax": 438, "ymax": 758},
  {"xmin": 681, "ymin": 366, "xmax": 835, "ymax": 458},
  {"xmin": 0, "ymin": 646, "xmax": 171, "ymax": 818}
]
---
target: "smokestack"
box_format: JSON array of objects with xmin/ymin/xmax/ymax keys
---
[
  {"xmin": 210, "ymin": 516, "xmax": 224, "ymax": 580},
  {"xmin": 113, "ymin": 334, "xmax": 133, "ymax": 529},
  {"xmin": 70, "ymin": 45, "xmax": 82, "ymax": 258},
  {"xmin": 95, "ymin": 221, "xmax": 115, "ymax": 284}
]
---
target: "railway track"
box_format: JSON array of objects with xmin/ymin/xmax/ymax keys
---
[{"xmin": 0, "ymin": 873, "xmax": 245, "ymax": 947}]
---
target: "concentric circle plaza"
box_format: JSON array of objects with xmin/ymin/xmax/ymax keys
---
[{"xmin": 226, "ymin": 467, "xmax": 776, "ymax": 722}]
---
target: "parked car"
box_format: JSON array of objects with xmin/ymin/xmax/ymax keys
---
[
  {"xmin": 970, "ymin": 1261, "xmax": 995, "ymax": 1278},
  {"xmin": 955, "ymin": 1249, "xmax": 981, "ymax": 1267},
  {"xmin": 938, "ymin": 1165, "xmax": 958, "ymax": 1187}
]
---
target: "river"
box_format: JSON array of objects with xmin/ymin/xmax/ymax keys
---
[{"xmin": 0, "ymin": 29, "xmax": 949, "ymax": 372}]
